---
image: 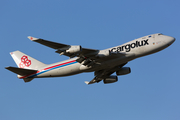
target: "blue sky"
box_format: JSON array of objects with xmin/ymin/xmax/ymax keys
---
[{"xmin": 1, "ymin": 0, "xmax": 180, "ymax": 120}]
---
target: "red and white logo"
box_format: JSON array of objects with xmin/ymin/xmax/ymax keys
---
[{"xmin": 19, "ymin": 55, "xmax": 31, "ymax": 68}]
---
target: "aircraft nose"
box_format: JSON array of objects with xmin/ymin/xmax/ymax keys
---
[{"xmin": 164, "ymin": 35, "xmax": 175, "ymax": 46}]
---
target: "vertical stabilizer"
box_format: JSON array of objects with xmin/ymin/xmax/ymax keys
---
[{"xmin": 10, "ymin": 50, "xmax": 46, "ymax": 70}]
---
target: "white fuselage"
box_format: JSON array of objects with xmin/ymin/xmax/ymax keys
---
[{"xmin": 19, "ymin": 33, "xmax": 175, "ymax": 79}]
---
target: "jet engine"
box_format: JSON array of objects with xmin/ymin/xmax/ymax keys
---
[
  {"xmin": 103, "ymin": 75, "xmax": 118, "ymax": 84},
  {"xmin": 96, "ymin": 50, "xmax": 111, "ymax": 57},
  {"xmin": 116, "ymin": 67, "xmax": 131, "ymax": 76},
  {"xmin": 66, "ymin": 45, "xmax": 82, "ymax": 53}
]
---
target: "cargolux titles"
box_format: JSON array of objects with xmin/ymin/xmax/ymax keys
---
[{"xmin": 110, "ymin": 39, "xmax": 149, "ymax": 53}]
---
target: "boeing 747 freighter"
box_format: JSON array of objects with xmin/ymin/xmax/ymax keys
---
[{"xmin": 5, "ymin": 33, "xmax": 175, "ymax": 85}]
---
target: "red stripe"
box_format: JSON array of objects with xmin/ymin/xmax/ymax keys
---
[
  {"xmin": 19, "ymin": 60, "xmax": 76, "ymax": 79},
  {"xmin": 43, "ymin": 60, "xmax": 76, "ymax": 71}
]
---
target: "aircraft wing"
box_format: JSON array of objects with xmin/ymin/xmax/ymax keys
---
[
  {"xmin": 85, "ymin": 63, "xmax": 127, "ymax": 85},
  {"xmin": 28, "ymin": 36, "xmax": 127, "ymax": 67},
  {"xmin": 28, "ymin": 36, "xmax": 99, "ymax": 58}
]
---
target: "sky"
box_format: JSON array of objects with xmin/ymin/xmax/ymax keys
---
[{"xmin": 1, "ymin": 0, "xmax": 180, "ymax": 120}]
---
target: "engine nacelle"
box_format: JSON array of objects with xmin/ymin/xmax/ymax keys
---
[
  {"xmin": 116, "ymin": 67, "xmax": 131, "ymax": 76},
  {"xmin": 96, "ymin": 50, "xmax": 111, "ymax": 58},
  {"xmin": 66, "ymin": 45, "xmax": 82, "ymax": 53},
  {"xmin": 103, "ymin": 75, "xmax": 118, "ymax": 84}
]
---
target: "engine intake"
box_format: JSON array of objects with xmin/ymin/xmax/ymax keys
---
[
  {"xmin": 103, "ymin": 75, "xmax": 118, "ymax": 84},
  {"xmin": 116, "ymin": 67, "xmax": 131, "ymax": 76}
]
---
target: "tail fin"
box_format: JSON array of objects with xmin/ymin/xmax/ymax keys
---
[{"xmin": 10, "ymin": 50, "xmax": 46, "ymax": 70}]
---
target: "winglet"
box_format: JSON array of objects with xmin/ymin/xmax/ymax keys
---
[
  {"xmin": 85, "ymin": 81, "xmax": 90, "ymax": 85},
  {"xmin": 27, "ymin": 36, "xmax": 38, "ymax": 41}
]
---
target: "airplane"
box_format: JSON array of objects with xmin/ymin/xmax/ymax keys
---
[{"xmin": 5, "ymin": 33, "xmax": 175, "ymax": 85}]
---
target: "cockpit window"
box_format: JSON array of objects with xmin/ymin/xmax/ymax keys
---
[{"xmin": 158, "ymin": 33, "xmax": 163, "ymax": 35}]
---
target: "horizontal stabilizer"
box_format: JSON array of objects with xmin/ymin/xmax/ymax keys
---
[{"xmin": 5, "ymin": 66, "xmax": 37, "ymax": 76}]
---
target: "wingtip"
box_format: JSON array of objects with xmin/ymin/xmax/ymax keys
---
[
  {"xmin": 85, "ymin": 81, "xmax": 90, "ymax": 85},
  {"xmin": 28, "ymin": 36, "xmax": 38, "ymax": 41}
]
